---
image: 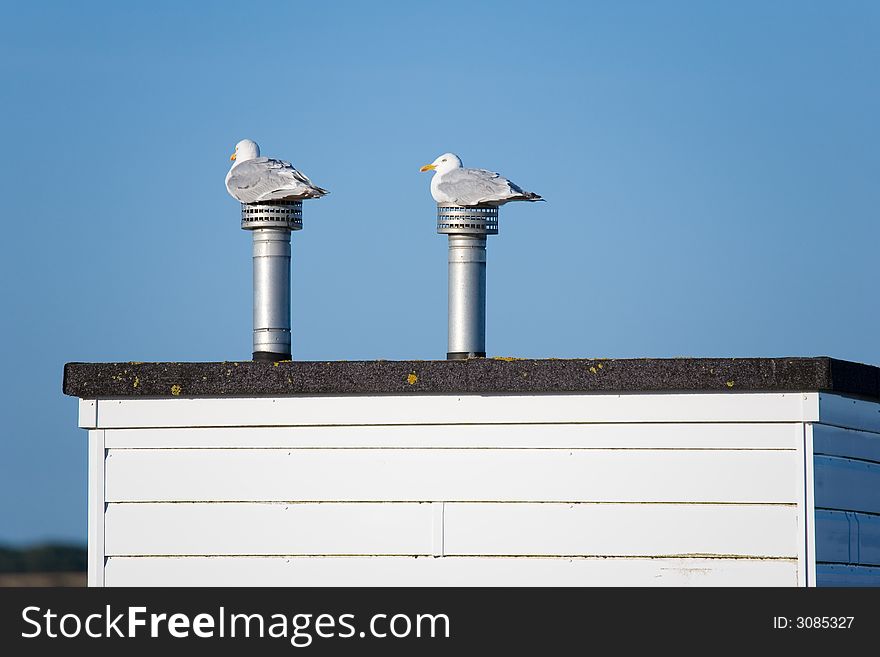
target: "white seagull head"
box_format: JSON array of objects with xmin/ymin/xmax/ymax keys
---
[
  {"xmin": 420, "ymin": 152, "xmax": 462, "ymax": 176},
  {"xmin": 229, "ymin": 139, "xmax": 260, "ymax": 167}
]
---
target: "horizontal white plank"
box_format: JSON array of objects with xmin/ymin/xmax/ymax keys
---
[
  {"xmin": 818, "ymin": 394, "xmax": 880, "ymax": 434},
  {"xmin": 104, "ymin": 423, "xmax": 803, "ymax": 450},
  {"xmin": 444, "ymin": 503, "xmax": 797, "ymax": 558},
  {"xmin": 814, "ymin": 456, "xmax": 880, "ymax": 515},
  {"xmin": 104, "ymin": 556, "xmax": 798, "ymax": 587},
  {"xmin": 815, "ymin": 510, "xmax": 880, "ymax": 567},
  {"xmin": 105, "ymin": 448, "xmax": 800, "ymax": 503},
  {"xmin": 94, "ymin": 392, "xmax": 817, "ymax": 429},
  {"xmin": 812, "ymin": 424, "xmax": 880, "ymax": 463},
  {"xmin": 104, "ymin": 502, "xmax": 797, "ymax": 558},
  {"xmin": 106, "ymin": 503, "xmax": 433, "ymax": 557},
  {"xmin": 816, "ymin": 564, "xmax": 880, "ymax": 587}
]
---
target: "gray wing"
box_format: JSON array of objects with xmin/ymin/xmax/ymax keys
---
[
  {"xmin": 226, "ymin": 157, "xmax": 328, "ymax": 203},
  {"xmin": 436, "ymin": 168, "xmax": 542, "ymax": 206}
]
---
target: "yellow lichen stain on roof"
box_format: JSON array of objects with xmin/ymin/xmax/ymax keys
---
[
  {"xmin": 493, "ymin": 356, "xmax": 521, "ymax": 362},
  {"xmin": 589, "ymin": 367, "xmax": 597, "ymax": 374},
  {"xmin": 171, "ymin": 384, "xmax": 182, "ymax": 396},
  {"xmin": 133, "ymin": 376, "xmax": 139, "ymax": 388},
  {"xmin": 407, "ymin": 373, "xmax": 418, "ymax": 385},
  {"xmin": 726, "ymin": 380, "xmax": 735, "ymax": 388},
  {"xmin": 274, "ymin": 362, "xmax": 280, "ymax": 367}
]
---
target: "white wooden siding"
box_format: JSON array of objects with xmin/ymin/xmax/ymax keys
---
[
  {"xmin": 104, "ymin": 556, "xmax": 798, "ymax": 587},
  {"xmin": 104, "ymin": 502, "xmax": 797, "ymax": 558},
  {"xmin": 82, "ymin": 391, "xmax": 851, "ymax": 587},
  {"xmin": 104, "ymin": 448, "xmax": 800, "ymax": 504}
]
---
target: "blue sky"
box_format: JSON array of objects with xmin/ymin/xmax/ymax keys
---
[{"xmin": 0, "ymin": 1, "xmax": 878, "ymax": 545}]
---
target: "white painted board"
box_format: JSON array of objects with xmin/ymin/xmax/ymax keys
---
[
  {"xmin": 104, "ymin": 502, "xmax": 797, "ymax": 558},
  {"xmin": 106, "ymin": 503, "xmax": 433, "ymax": 556},
  {"xmin": 104, "ymin": 555, "xmax": 798, "ymax": 587},
  {"xmin": 94, "ymin": 392, "xmax": 817, "ymax": 429},
  {"xmin": 103, "ymin": 422, "xmax": 803, "ymax": 450},
  {"xmin": 104, "ymin": 448, "xmax": 800, "ymax": 504},
  {"xmin": 443, "ymin": 503, "xmax": 797, "ymax": 558}
]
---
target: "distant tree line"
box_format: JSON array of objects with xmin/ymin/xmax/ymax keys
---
[{"xmin": 0, "ymin": 544, "xmax": 87, "ymax": 573}]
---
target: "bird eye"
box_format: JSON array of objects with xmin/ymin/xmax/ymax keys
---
[{"xmin": 442, "ymin": 159, "xmax": 447, "ymax": 162}]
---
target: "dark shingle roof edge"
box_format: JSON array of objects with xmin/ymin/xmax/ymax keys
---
[{"xmin": 62, "ymin": 357, "xmax": 880, "ymax": 401}]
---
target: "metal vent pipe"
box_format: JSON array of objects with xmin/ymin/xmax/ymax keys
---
[
  {"xmin": 437, "ymin": 204, "xmax": 499, "ymax": 360},
  {"xmin": 241, "ymin": 200, "xmax": 303, "ymax": 361}
]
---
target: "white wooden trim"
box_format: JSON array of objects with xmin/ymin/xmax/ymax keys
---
[
  {"xmin": 87, "ymin": 430, "xmax": 105, "ymax": 587},
  {"xmin": 93, "ymin": 392, "xmax": 818, "ymax": 429},
  {"xmin": 431, "ymin": 502, "xmax": 445, "ymax": 557},
  {"xmin": 818, "ymin": 393, "xmax": 880, "ymax": 434},
  {"xmin": 79, "ymin": 400, "xmax": 97, "ymax": 429},
  {"xmin": 802, "ymin": 393, "xmax": 820, "ymax": 426},
  {"xmin": 103, "ymin": 423, "xmax": 803, "ymax": 450},
  {"xmin": 104, "ymin": 448, "xmax": 801, "ymax": 504},
  {"xmin": 803, "ymin": 423, "xmax": 816, "ymax": 587},
  {"xmin": 812, "ymin": 423, "xmax": 880, "ymax": 463},
  {"xmin": 104, "ymin": 555, "xmax": 798, "ymax": 587},
  {"xmin": 814, "ymin": 455, "xmax": 880, "ymax": 515},
  {"xmin": 803, "ymin": 422, "xmax": 818, "ymax": 587}
]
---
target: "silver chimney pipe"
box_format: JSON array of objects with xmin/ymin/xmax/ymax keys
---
[
  {"xmin": 241, "ymin": 200, "xmax": 303, "ymax": 361},
  {"xmin": 437, "ymin": 204, "xmax": 499, "ymax": 360}
]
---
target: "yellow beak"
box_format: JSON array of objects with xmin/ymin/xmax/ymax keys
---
[
  {"xmin": 420, "ymin": 164, "xmax": 436, "ymax": 172},
  {"xmin": 230, "ymin": 152, "xmax": 237, "ymax": 161}
]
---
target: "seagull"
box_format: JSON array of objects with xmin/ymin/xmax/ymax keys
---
[
  {"xmin": 419, "ymin": 153, "xmax": 543, "ymax": 206},
  {"xmin": 225, "ymin": 139, "xmax": 328, "ymax": 203}
]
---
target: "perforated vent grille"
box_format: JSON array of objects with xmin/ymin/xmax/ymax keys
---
[
  {"xmin": 241, "ymin": 200, "xmax": 303, "ymax": 230},
  {"xmin": 437, "ymin": 204, "xmax": 499, "ymax": 235}
]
